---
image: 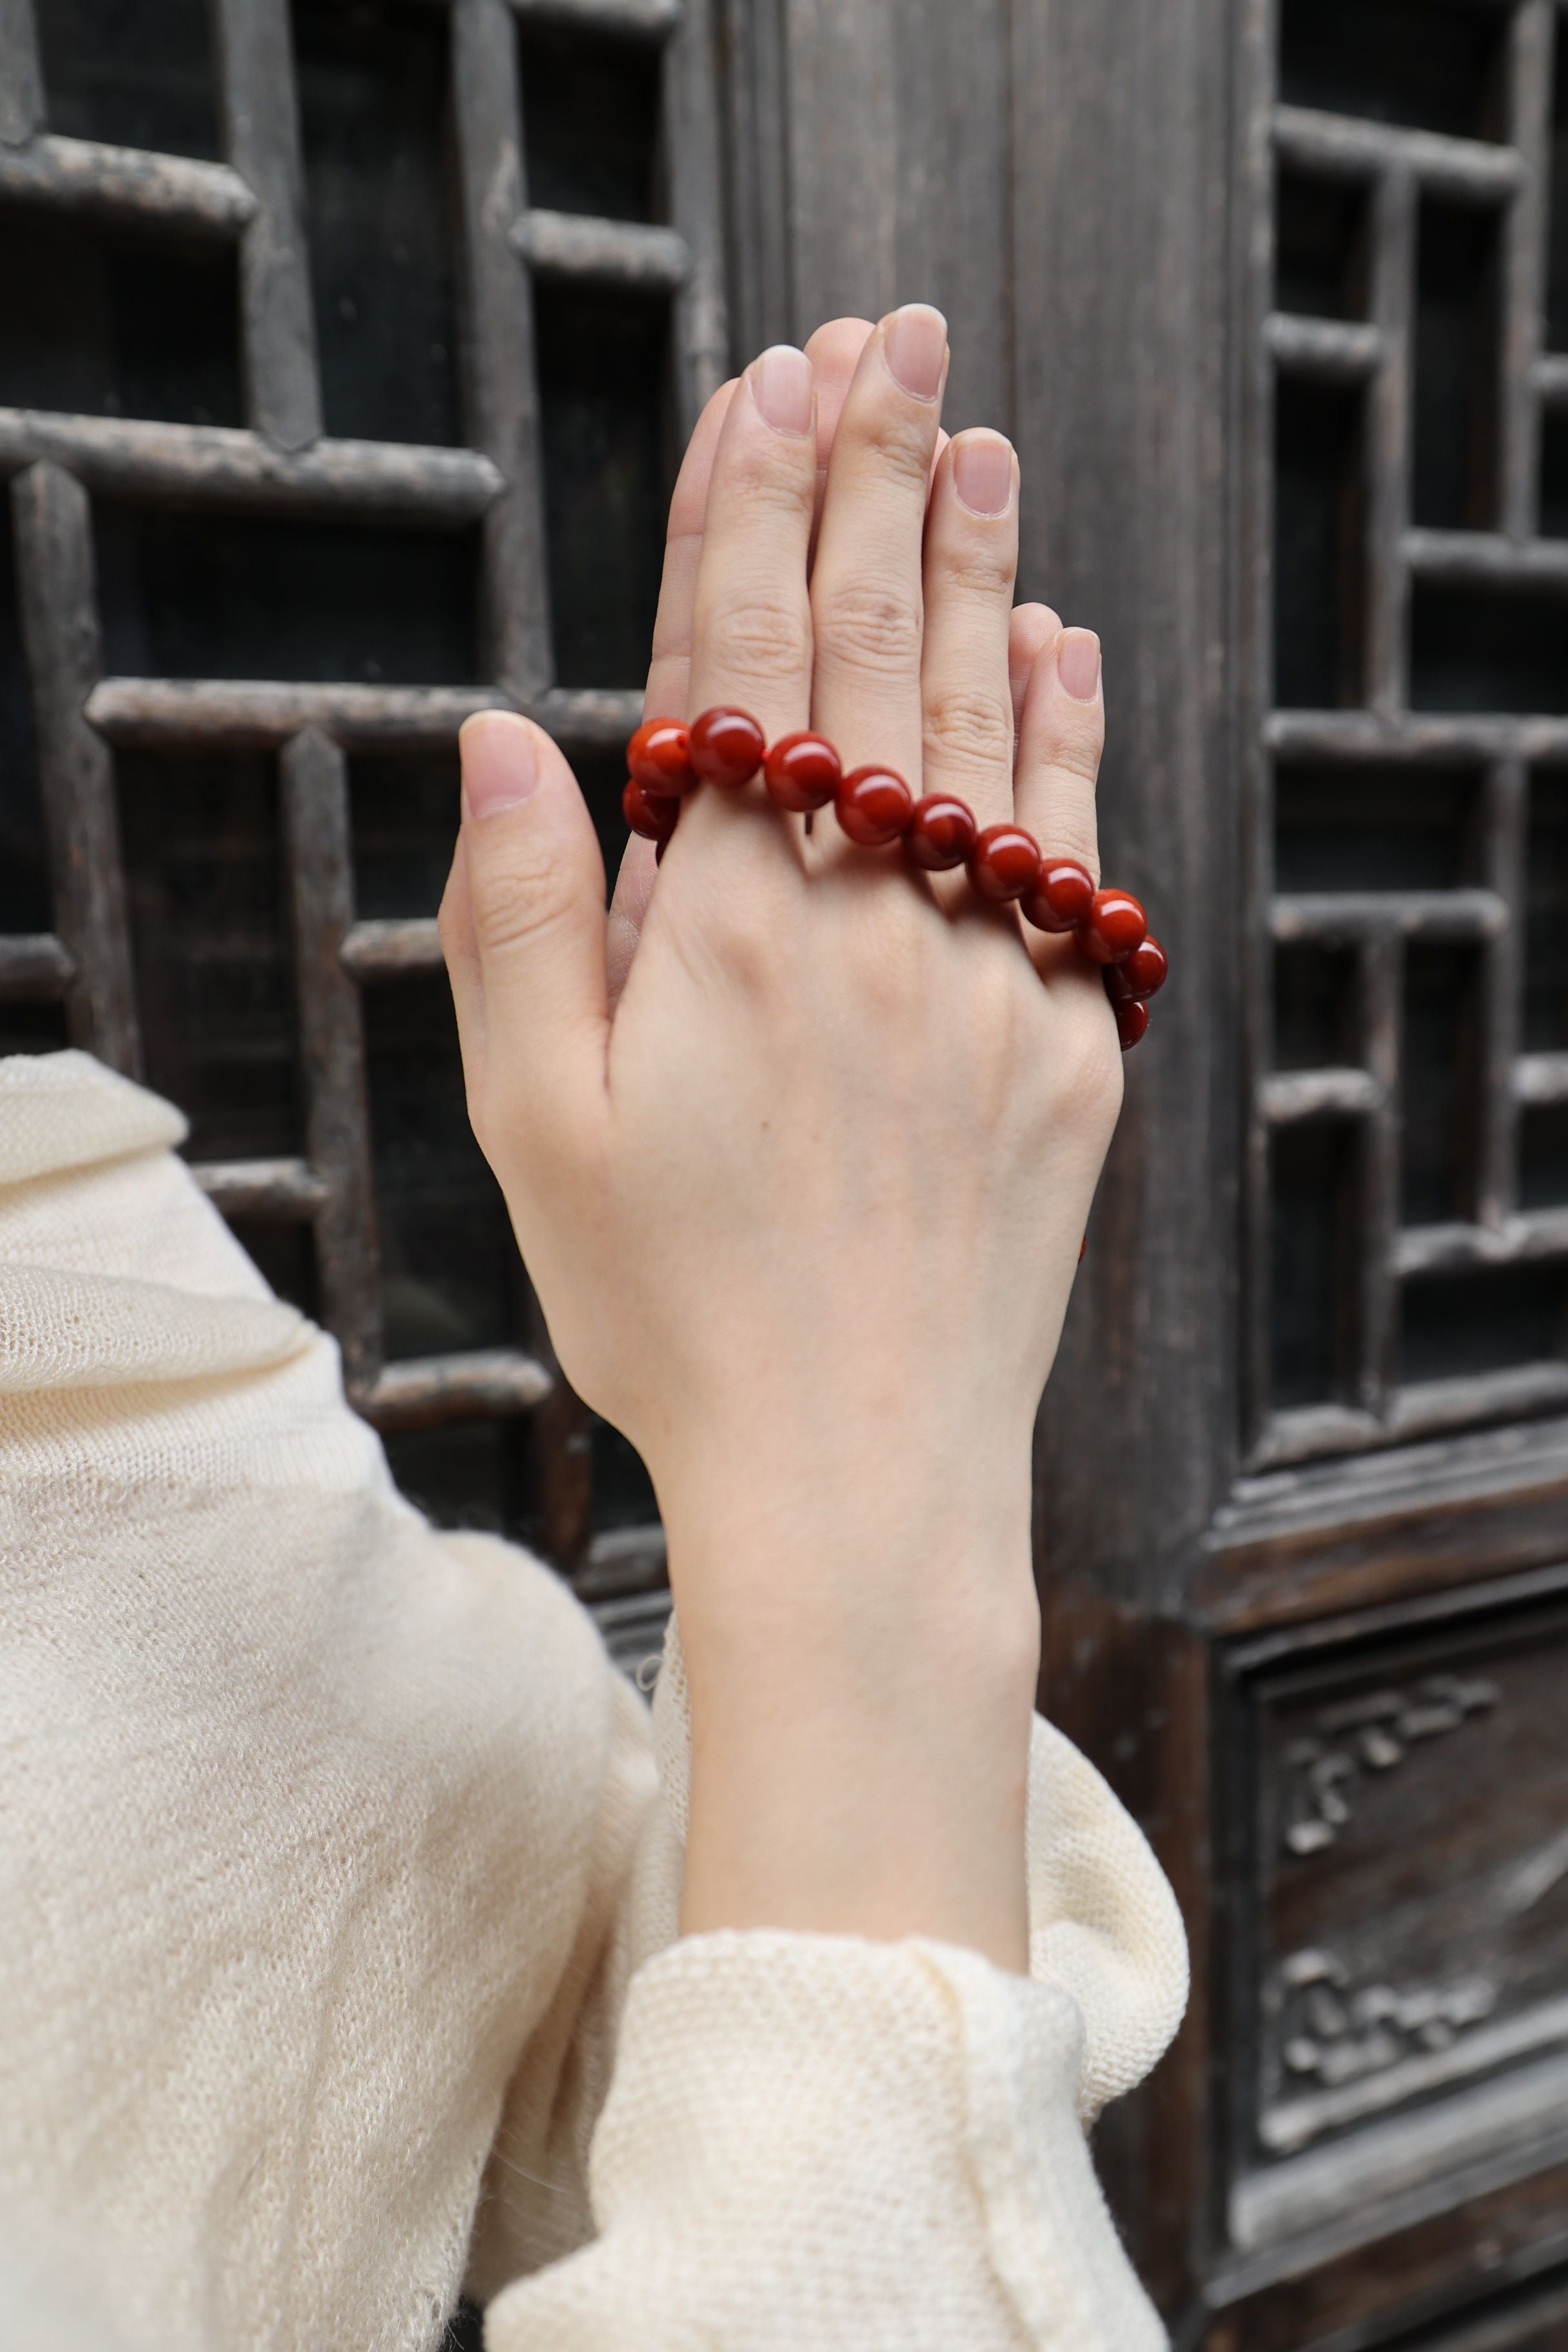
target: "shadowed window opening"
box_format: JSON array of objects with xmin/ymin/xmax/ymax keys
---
[
  {"xmin": 117, "ymin": 750, "xmax": 303, "ymax": 1161},
  {"xmin": 1402, "ymin": 943, "xmax": 1480, "ymax": 1226},
  {"xmin": 1275, "ymin": 170, "xmax": 1369, "ymax": 322},
  {"xmin": 518, "ymin": 20, "xmax": 662, "ymax": 222},
  {"xmin": 1273, "ymin": 942, "xmax": 1359, "ymax": 1072},
  {"xmin": 93, "ymin": 506, "xmax": 481, "ymax": 684},
  {"xmin": 35, "ymin": 0, "xmax": 221, "ymax": 159},
  {"xmin": 1524, "ymin": 770, "xmax": 1568, "ymax": 1053},
  {"xmin": 293, "ymin": 0, "xmax": 462, "ymax": 448},
  {"xmin": 1413, "ymin": 200, "xmax": 1500, "ymax": 534},
  {"xmin": 536, "ymin": 282, "xmax": 672, "ymax": 688},
  {"xmin": 1278, "ymin": 0, "xmax": 1507, "ymax": 143},
  {"xmin": 1274, "ymin": 379, "xmax": 1366, "ymax": 710},
  {"xmin": 1270, "ymin": 1119, "xmax": 1360, "ymax": 1409},
  {"xmin": 1275, "ymin": 764, "xmax": 1476, "ymax": 893},
  {"xmin": 1400, "ymin": 1263, "xmax": 1568, "ymax": 1383},
  {"xmin": 1409, "ymin": 585, "xmax": 1568, "ymax": 716},
  {"xmin": 0, "ymin": 215, "xmax": 243, "ymax": 427}
]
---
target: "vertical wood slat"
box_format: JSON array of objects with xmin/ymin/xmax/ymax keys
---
[
  {"xmin": 451, "ymin": 0, "xmax": 553, "ymax": 700},
  {"xmin": 1366, "ymin": 167, "xmax": 1416, "ymax": 716},
  {"xmin": 1500, "ymin": 0, "xmax": 1554, "ymax": 541},
  {"xmin": 1242, "ymin": 0, "xmax": 1281, "ymax": 1451},
  {"xmin": 718, "ymin": 0, "xmax": 793, "ymax": 360},
  {"xmin": 0, "ymin": 0, "xmax": 44, "ymax": 147},
  {"xmin": 210, "ymin": 0, "xmax": 322, "ymax": 450},
  {"xmin": 662, "ymin": 0, "xmax": 729, "ymax": 435},
  {"xmin": 1358, "ymin": 928, "xmax": 1402, "ymax": 1414},
  {"xmin": 279, "ymin": 728, "xmax": 382, "ymax": 1395},
  {"xmin": 10, "ymin": 462, "xmax": 140, "ymax": 1075},
  {"xmin": 1476, "ymin": 757, "xmax": 1528, "ymax": 1228}
]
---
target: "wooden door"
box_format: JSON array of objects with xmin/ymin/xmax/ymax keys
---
[{"xmin": 6, "ymin": 1, "xmax": 1568, "ymax": 2346}]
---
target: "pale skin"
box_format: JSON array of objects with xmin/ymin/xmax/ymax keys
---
[{"xmin": 440, "ymin": 306, "xmax": 1116, "ymax": 1975}]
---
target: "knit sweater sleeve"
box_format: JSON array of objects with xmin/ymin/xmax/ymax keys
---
[
  {"xmin": 475, "ymin": 1617, "xmax": 1186, "ymax": 2352},
  {"xmin": 0, "ymin": 1050, "xmax": 1186, "ymax": 2352}
]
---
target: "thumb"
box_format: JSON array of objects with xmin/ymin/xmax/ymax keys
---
[{"xmin": 450, "ymin": 710, "xmax": 610, "ymax": 1181}]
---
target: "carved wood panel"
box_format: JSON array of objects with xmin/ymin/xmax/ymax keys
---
[{"xmin": 1230, "ymin": 1575, "xmax": 1568, "ymax": 2262}]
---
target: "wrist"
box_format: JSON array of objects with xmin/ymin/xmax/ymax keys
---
[{"xmin": 657, "ymin": 1447, "xmax": 1041, "ymax": 1974}]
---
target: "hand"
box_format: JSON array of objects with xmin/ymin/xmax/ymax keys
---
[{"xmin": 440, "ymin": 307, "xmax": 1119, "ymax": 1972}]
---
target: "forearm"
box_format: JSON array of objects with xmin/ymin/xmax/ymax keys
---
[{"xmin": 664, "ymin": 1457, "xmax": 1041, "ymax": 1974}]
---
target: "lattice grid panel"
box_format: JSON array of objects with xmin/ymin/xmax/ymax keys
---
[
  {"xmin": 0, "ymin": 0, "xmax": 725, "ymax": 1656},
  {"xmin": 1251, "ymin": 0, "xmax": 1568, "ymax": 1468}
]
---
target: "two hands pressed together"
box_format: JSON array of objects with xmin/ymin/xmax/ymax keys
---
[{"xmin": 440, "ymin": 306, "xmax": 1121, "ymax": 1977}]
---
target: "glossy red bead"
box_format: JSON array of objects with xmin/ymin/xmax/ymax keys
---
[
  {"xmin": 905, "ymin": 793, "xmax": 978, "ymax": 871},
  {"xmin": 622, "ymin": 776, "xmax": 679, "ymax": 844},
  {"xmin": 689, "ymin": 704, "xmax": 765, "ymax": 788},
  {"xmin": 765, "ymin": 730, "xmax": 841, "ymax": 812},
  {"xmin": 627, "ymin": 716, "xmax": 696, "ymax": 798},
  {"xmin": 1080, "ymin": 886, "xmax": 1147, "ymax": 965},
  {"xmin": 1114, "ymin": 996, "xmax": 1150, "ymax": 1050},
  {"xmin": 1020, "ymin": 856, "xmax": 1095, "ymax": 934},
  {"xmin": 968, "ymin": 823, "xmax": 1041, "ymax": 902},
  {"xmin": 1105, "ymin": 935, "xmax": 1168, "ymax": 1001},
  {"xmin": 836, "ymin": 763, "xmax": 914, "ymax": 845}
]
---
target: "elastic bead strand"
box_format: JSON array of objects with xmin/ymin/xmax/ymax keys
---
[{"xmin": 624, "ymin": 709, "xmax": 1162, "ymax": 1052}]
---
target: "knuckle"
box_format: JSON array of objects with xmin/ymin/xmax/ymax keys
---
[
  {"xmin": 1046, "ymin": 706, "xmax": 1106, "ymax": 781},
  {"xmin": 467, "ymin": 848, "xmax": 569, "ymax": 959},
  {"xmin": 815, "ymin": 580, "xmax": 923, "ymax": 676},
  {"xmin": 936, "ymin": 540, "xmax": 1017, "ymax": 602},
  {"xmin": 699, "ymin": 594, "xmax": 813, "ymax": 687},
  {"xmin": 845, "ymin": 402, "xmax": 933, "ymax": 486},
  {"xmin": 921, "ymin": 683, "xmax": 1014, "ymax": 780}
]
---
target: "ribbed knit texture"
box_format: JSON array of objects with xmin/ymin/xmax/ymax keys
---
[{"xmin": 0, "ymin": 1052, "xmax": 1186, "ymax": 2350}]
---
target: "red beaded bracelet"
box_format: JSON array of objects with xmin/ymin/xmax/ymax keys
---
[{"xmin": 623, "ymin": 707, "xmax": 1166, "ymax": 1050}]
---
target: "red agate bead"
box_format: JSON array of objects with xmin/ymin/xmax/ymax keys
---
[
  {"xmin": 627, "ymin": 717, "xmax": 695, "ymax": 798},
  {"xmin": 622, "ymin": 776, "xmax": 678, "ymax": 843},
  {"xmin": 1081, "ymin": 887, "xmax": 1147, "ymax": 965},
  {"xmin": 968, "ymin": 823, "xmax": 1041, "ymax": 902},
  {"xmin": 1114, "ymin": 996, "xmax": 1150, "ymax": 1050},
  {"xmin": 1104, "ymin": 935, "xmax": 1168, "ymax": 1001},
  {"xmin": 905, "ymin": 793, "xmax": 977, "ymax": 871},
  {"xmin": 765, "ymin": 730, "xmax": 841, "ymax": 812},
  {"xmin": 689, "ymin": 705, "xmax": 765, "ymax": 788},
  {"xmin": 1021, "ymin": 856, "xmax": 1095, "ymax": 933},
  {"xmin": 836, "ymin": 764, "xmax": 914, "ymax": 845}
]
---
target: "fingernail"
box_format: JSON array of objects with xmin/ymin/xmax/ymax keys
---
[
  {"xmin": 952, "ymin": 430, "xmax": 1015, "ymax": 516},
  {"xmin": 460, "ymin": 712, "xmax": 538, "ymax": 819},
  {"xmin": 883, "ymin": 304, "xmax": 947, "ymax": 400},
  {"xmin": 1057, "ymin": 629, "xmax": 1101, "ymax": 701},
  {"xmin": 752, "ymin": 344, "xmax": 814, "ymax": 436}
]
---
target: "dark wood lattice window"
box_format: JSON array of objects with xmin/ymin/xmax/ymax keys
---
[
  {"xmin": 1248, "ymin": 0, "xmax": 1568, "ymax": 1471},
  {"xmin": 0, "ymin": 0, "xmax": 726, "ymax": 1669}
]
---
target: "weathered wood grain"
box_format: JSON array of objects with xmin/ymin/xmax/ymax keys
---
[
  {"xmin": 452, "ymin": 0, "xmax": 553, "ymax": 698},
  {"xmin": 1273, "ymin": 105, "xmax": 1525, "ymax": 200},
  {"xmin": 190, "ymin": 1157, "xmax": 329, "ymax": 1218},
  {"xmin": 338, "ymin": 919, "xmax": 444, "ymax": 979},
  {"xmin": 0, "ymin": 0, "xmax": 43, "ymax": 148},
  {"xmin": 10, "ymin": 462, "xmax": 140, "ymax": 1075},
  {"xmin": 211, "ymin": 0, "xmax": 322, "ymax": 449},
  {"xmin": 0, "ymin": 135, "xmax": 255, "ymax": 231},
  {"xmin": 355, "ymin": 1348, "xmax": 553, "ymax": 1431},
  {"xmin": 0, "ymin": 932, "xmax": 74, "ymax": 999},
  {"xmin": 84, "ymin": 678, "xmax": 638, "ymax": 751},
  {"xmin": 511, "ymin": 209, "xmax": 690, "ymax": 292},
  {"xmin": 280, "ymin": 728, "xmax": 380, "ymax": 1391},
  {"xmin": 0, "ymin": 411, "xmax": 501, "ymax": 520}
]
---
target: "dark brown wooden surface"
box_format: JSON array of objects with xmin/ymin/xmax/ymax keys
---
[{"xmin": 5, "ymin": 0, "xmax": 1568, "ymax": 2342}]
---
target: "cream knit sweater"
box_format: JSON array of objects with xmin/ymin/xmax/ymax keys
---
[{"xmin": 0, "ymin": 1050, "xmax": 1187, "ymax": 2352}]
